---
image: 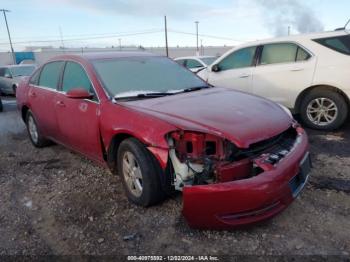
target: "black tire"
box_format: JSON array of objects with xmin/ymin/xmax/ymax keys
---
[
  {"xmin": 25, "ymin": 110, "xmax": 50, "ymax": 147},
  {"xmin": 300, "ymin": 88, "xmax": 348, "ymax": 131},
  {"xmin": 12, "ymin": 85, "xmax": 17, "ymax": 96},
  {"xmin": 117, "ymin": 138, "xmax": 165, "ymax": 207},
  {"xmin": 0, "ymin": 97, "xmax": 3, "ymax": 112}
]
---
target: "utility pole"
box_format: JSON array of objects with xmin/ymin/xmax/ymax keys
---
[
  {"xmin": 118, "ymin": 38, "xmax": 122, "ymax": 51},
  {"xmin": 0, "ymin": 9, "xmax": 15, "ymax": 64},
  {"xmin": 195, "ymin": 21, "xmax": 199, "ymax": 55},
  {"xmin": 59, "ymin": 26, "xmax": 65, "ymax": 53},
  {"xmin": 164, "ymin": 16, "xmax": 169, "ymax": 57},
  {"xmin": 200, "ymin": 39, "xmax": 203, "ymax": 55}
]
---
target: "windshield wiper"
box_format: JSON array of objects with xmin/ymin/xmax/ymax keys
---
[
  {"xmin": 182, "ymin": 85, "xmax": 210, "ymax": 93},
  {"xmin": 114, "ymin": 92, "xmax": 175, "ymax": 100}
]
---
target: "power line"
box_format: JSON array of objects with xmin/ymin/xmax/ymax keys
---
[
  {"xmin": 0, "ymin": 28, "xmax": 164, "ymax": 42},
  {"xmin": 0, "ymin": 29, "xmax": 164, "ymax": 46},
  {"xmin": 168, "ymin": 29, "xmax": 248, "ymax": 42}
]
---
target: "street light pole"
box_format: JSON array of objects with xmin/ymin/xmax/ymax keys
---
[
  {"xmin": 164, "ymin": 16, "xmax": 169, "ymax": 57},
  {"xmin": 195, "ymin": 21, "xmax": 199, "ymax": 55},
  {"xmin": 0, "ymin": 9, "xmax": 15, "ymax": 64}
]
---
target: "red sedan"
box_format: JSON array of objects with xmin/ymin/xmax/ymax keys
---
[{"xmin": 16, "ymin": 53, "xmax": 311, "ymax": 229}]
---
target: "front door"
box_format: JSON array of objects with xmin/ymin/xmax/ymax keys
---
[
  {"xmin": 207, "ymin": 46, "xmax": 257, "ymax": 93},
  {"xmin": 54, "ymin": 61, "xmax": 102, "ymax": 161}
]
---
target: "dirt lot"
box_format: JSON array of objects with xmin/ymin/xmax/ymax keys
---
[{"xmin": 0, "ymin": 96, "xmax": 349, "ymax": 258}]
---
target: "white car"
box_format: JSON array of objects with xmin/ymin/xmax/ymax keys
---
[
  {"xmin": 198, "ymin": 30, "xmax": 350, "ymax": 130},
  {"xmin": 174, "ymin": 56, "xmax": 217, "ymax": 73}
]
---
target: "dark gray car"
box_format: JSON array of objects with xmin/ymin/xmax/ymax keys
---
[{"xmin": 0, "ymin": 65, "xmax": 36, "ymax": 95}]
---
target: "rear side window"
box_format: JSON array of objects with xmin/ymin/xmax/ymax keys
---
[
  {"xmin": 260, "ymin": 43, "xmax": 310, "ymax": 65},
  {"xmin": 186, "ymin": 59, "xmax": 203, "ymax": 69},
  {"xmin": 38, "ymin": 61, "xmax": 64, "ymax": 89},
  {"xmin": 296, "ymin": 47, "xmax": 311, "ymax": 61},
  {"xmin": 0, "ymin": 68, "xmax": 6, "ymax": 77},
  {"xmin": 218, "ymin": 46, "xmax": 257, "ymax": 71},
  {"xmin": 313, "ymin": 35, "xmax": 350, "ymax": 55}
]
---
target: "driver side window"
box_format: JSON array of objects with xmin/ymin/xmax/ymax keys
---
[
  {"xmin": 62, "ymin": 62, "xmax": 97, "ymax": 101},
  {"xmin": 218, "ymin": 46, "xmax": 257, "ymax": 71}
]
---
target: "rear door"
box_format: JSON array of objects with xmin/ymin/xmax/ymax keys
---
[
  {"xmin": 54, "ymin": 61, "xmax": 102, "ymax": 160},
  {"xmin": 252, "ymin": 42, "xmax": 316, "ymax": 108},
  {"xmin": 207, "ymin": 46, "xmax": 257, "ymax": 93},
  {"xmin": 27, "ymin": 61, "xmax": 64, "ymax": 139}
]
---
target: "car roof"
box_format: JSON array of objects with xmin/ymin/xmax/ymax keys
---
[
  {"xmin": 237, "ymin": 30, "xmax": 349, "ymax": 48},
  {"xmin": 175, "ymin": 56, "xmax": 216, "ymax": 60},
  {"xmin": 49, "ymin": 51, "xmax": 160, "ymax": 62}
]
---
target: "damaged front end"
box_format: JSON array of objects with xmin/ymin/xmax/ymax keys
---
[{"xmin": 167, "ymin": 124, "xmax": 310, "ymax": 229}]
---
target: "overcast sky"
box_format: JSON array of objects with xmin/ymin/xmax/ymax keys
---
[{"xmin": 0, "ymin": 0, "xmax": 349, "ymax": 51}]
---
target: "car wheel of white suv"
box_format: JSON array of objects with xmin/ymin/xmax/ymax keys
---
[{"xmin": 300, "ymin": 89, "xmax": 348, "ymax": 130}]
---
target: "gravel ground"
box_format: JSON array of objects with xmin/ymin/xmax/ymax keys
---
[{"xmin": 0, "ymin": 97, "xmax": 349, "ymax": 258}]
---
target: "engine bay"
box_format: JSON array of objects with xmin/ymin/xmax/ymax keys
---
[{"xmin": 167, "ymin": 126, "xmax": 299, "ymax": 190}]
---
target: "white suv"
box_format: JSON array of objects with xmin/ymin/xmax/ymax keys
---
[{"xmin": 198, "ymin": 30, "xmax": 350, "ymax": 130}]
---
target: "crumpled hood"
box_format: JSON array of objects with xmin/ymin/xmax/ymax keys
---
[{"xmin": 120, "ymin": 87, "xmax": 293, "ymax": 148}]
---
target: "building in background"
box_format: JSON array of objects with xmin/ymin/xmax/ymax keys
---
[{"xmin": 0, "ymin": 45, "xmax": 233, "ymax": 65}]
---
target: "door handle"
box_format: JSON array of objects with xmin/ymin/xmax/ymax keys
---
[
  {"xmin": 56, "ymin": 101, "xmax": 65, "ymax": 107},
  {"xmin": 29, "ymin": 92, "xmax": 36, "ymax": 97},
  {"xmin": 239, "ymin": 74, "xmax": 250, "ymax": 78},
  {"xmin": 291, "ymin": 68, "xmax": 304, "ymax": 72}
]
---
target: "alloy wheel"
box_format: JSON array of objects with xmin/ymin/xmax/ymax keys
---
[
  {"xmin": 28, "ymin": 115, "xmax": 39, "ymax": 143},
  {"xmin": 122, "ymin": 151, "xmax": 143, "ymax": 197},
  {"xmin": 306, "ymin": 97, "xmax": 338, "ymax": 126}
]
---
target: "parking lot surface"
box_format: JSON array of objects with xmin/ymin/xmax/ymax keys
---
[{"xmin": 0, "ymin": 97, "xmax": 349, "ymax": 256}]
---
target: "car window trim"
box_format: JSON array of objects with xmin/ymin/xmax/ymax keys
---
[
  {"xmin": 257, "ymin": 41, "xmax": 313, "ymax": 67},
  {"xmin": 30, "ymin": 60, "xmax": 100, "ymax": 105},
  {"xmin": 59, "ymin": 60, "xmax": 100, "ymax": 104}
]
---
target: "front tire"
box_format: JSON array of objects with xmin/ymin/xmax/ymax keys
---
[
  {"xmin": 300, "ymin": 89, "xmax": 348, "ymax": 131},
  {"xmin": 117, "ymin": 138, "xmax": 165, "ymax": 207},
  {"xmin": 25, "ymin": 111, "xmax": 50, "ymax": 147}
]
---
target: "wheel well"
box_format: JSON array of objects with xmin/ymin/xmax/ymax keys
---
[
  {"xmin": 294, "ymin": 85, "xmax": 350, "ymax": 114},
  {"xmin": 21, "ymin": 106, "xmax": 29, "ymax": 122},
  {"xmin": 107, "ymin": 133, "xmax": 133, "ymax": 173}
]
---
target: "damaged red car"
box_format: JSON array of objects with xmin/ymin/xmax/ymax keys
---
[{"xmin": 16, "ymin": 52, "xmax": 311, "ymax": 229}]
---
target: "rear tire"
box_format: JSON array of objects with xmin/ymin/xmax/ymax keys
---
[
  {"xmin": 300, "ymin": 89, "xmax": 348, "ymax": 131},
  {"xmin": 25, "ymin": 110, "xmax": 50, "ymax": 147},
  {"xmin": 12, "ymin": 85, "xmax": 17, "ymax": 96},
  {"xmin": 117, "ymin": 138, "xmax": 165, "ymax": 207}
]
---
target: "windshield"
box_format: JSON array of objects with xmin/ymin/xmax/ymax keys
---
[
  {"xmin": 10, "ymin": 66, "xmax": 36, "ymax": 77},
  {"xmin": 92, "ymin": 56, "xmax": 207, "ymax": 98},
  {"xmin": 200, "ymin": 57, "xmax": 216, "ymax": 65}
]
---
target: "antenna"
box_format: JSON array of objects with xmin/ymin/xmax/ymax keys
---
[
  {"xmin": 345, "ymin": 18, "xmax": 350, "ymax": 29},
  {"xmin": 335, "ymin": 18, "xmax": 350, "ymax": 31}
]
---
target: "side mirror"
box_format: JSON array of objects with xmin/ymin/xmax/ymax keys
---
[
  {"xmin": 211, "ymin": 64, "xmax": 220, "ymax": 72},
  {"xmin": 66, "ymin": 88, "xmax": 93, "ymax": 99}
]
